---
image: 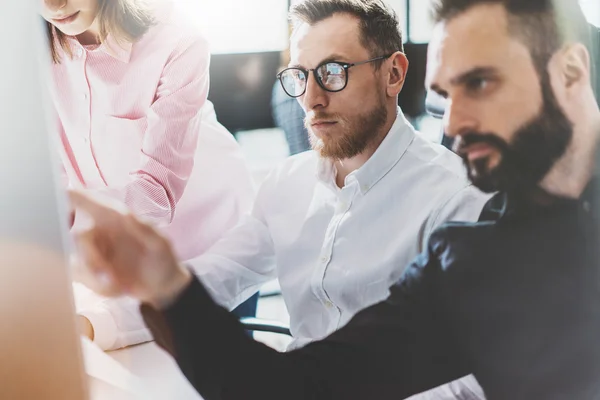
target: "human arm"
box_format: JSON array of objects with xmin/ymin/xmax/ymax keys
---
[
  {"xmin": 76, "ymin": 36, "xmax": 212, "ymax": 226},
  {"xmin": 144, "ymin": 264, "xmax": 470, "ymax": 400},
  {"xmin": 68, "ymin": 189, "xmax": 470, "ymax": 399},
  {"xmin": 71, "ymin": 176, "xmax": 276, "ymax": 350}
]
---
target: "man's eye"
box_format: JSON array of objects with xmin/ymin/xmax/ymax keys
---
[{"xmin": 466, "ymin": 78, "xmax": 488, "ymax": 92}]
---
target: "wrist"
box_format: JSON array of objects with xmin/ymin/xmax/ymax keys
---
[{"xmin": 150, "ymin": 267, "xmax": 193, "ymax": 310}]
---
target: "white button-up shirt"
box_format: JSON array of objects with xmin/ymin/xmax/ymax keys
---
[{"xmin": 193, "ymin": 110, "xmax": 491, "ymax": 349}]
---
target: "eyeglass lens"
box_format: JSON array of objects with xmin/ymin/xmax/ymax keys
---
[{"xmin": 280, "ymin": 63, "xmax": 347, "ymax": 96}]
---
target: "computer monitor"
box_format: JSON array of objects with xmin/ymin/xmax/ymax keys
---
[
  {"xmin": 208, "ymin": 51, "xmax": 281, "ymax": 133},
  {"xmin": 0, "ymin": 3, "xmax": 88, "ymax": 399}
]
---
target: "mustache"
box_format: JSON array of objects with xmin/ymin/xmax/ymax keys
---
[
  {"xmin": 455, "ymin": 132, "xmax": 510, "ymax": 156},
  {"xmin": 304, "ymin": 113, "xmax": 341, "ymax": 127}
]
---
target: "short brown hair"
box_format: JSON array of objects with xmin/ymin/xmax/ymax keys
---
[
  {"xmin": 46, "ymin": 0, "xmax": 155, "ymax": 63},
  {"xmin": 289, "ymin": 0, "xmax": 404, "ymax": 67},
  {"xmin": 432, "ymin": 0, "xmax": 593, "ymax": 77}
]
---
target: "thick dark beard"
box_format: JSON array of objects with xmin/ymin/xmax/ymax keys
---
[
  {"xmin": 460, "ymin": 72, "xmax": 573, "ymax": 195},
  {"xmin": 308, "ymin": 99, "xmax": 388, "ymax": 159}
]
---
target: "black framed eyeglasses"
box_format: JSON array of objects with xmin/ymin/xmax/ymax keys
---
[{"xmin": 277, "ymin": 53, "xmax": 394, "ymax": 98}]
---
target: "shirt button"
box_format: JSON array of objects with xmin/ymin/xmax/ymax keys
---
[
  {"xmin": 324, "ymin": 301, "xmax": 333, "ymax": 308},
  {"xmin": 83, "ymin": 137, "xmax": 89, "ymax": 144},
  {"xmin": 320, "ymin": 256, "xmax": 329, "ymax": 264},
  {"xmin": 583, "ymin": 201, "xmax": 591, "ymax": 213},
  {"xmin": 75, "ymin": 48, "xmax": 84, "ymax": 58},
  {"xmin": 361, "ymin": 184, "xmax": 370, "ymax": 192},
  {"xmin": 83, "ymin": 92, "xmax": 89, "ymax": 100}
]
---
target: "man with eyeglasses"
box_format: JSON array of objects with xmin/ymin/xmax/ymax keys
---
[{"xmin": 79, "ymin": 0, "xmax": 489, "ymax": 397}]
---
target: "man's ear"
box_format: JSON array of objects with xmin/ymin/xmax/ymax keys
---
[
  {"xmin": 386, "ymin": 51, "xmax": 409, "ymax": 97},
  {"xmin": 560, "ymin": 43, "xmax": 590, "ymax": 88}
]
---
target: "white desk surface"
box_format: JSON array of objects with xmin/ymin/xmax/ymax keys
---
[{"xmin": 88, "ymin": 341, "xmax": 202, "ymax": 400}]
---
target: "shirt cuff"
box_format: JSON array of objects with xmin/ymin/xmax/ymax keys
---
[
  {"xmin": 140, "ymin": 275, "xmax": 213, "ymax": 356},
  {"xmin": 78, "ymin": 306, "xmax": 119, "ymax": 351},
  {"xmin": 163, "ymin": 274, "xmax": 215, "ymax": 318}
]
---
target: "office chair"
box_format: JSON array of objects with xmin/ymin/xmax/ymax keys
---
[{"xmin": 240, "ymin": 317, "xmax": 291, "ymax": 336}]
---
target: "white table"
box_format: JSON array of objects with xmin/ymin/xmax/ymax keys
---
[{"xmin": 87, "ymin": 341, "xmax": 202, "ymax": 400}]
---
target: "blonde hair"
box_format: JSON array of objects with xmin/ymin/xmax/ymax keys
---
[{"xmin": 46, "ymin": 0, "xmax": 155, "ymax": 63}]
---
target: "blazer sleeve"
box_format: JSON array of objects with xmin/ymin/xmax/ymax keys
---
[{"xmin": 141, "ymin": 247, "xmax": 471, "ymax": 400}]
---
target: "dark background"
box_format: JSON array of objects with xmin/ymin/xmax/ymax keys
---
[{"xmin": 208, "ymin": 43, "xmax": 429, "ymax": 133}]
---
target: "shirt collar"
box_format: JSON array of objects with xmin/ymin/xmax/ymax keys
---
[
  {"xmin": 316, "ymin": 107, "xmax": 416, "ymax": 194},
  {"xmin": 316, "ymin": 157, "xmax": 338, "ymax": 191},
  {"xmin": 65, "ymin": 34, "xmax": 133, "ymax": 63},
  {"xmin": 484, "ymin": 152, "xmax": 600, "ymax": 223},
  {"xmin": 539, "ymin": 145, "xmax": 600, "ymax": 215},
  {"xmin": 99, "ymin": 36, "xmax": 133, "ymax": 63}
]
